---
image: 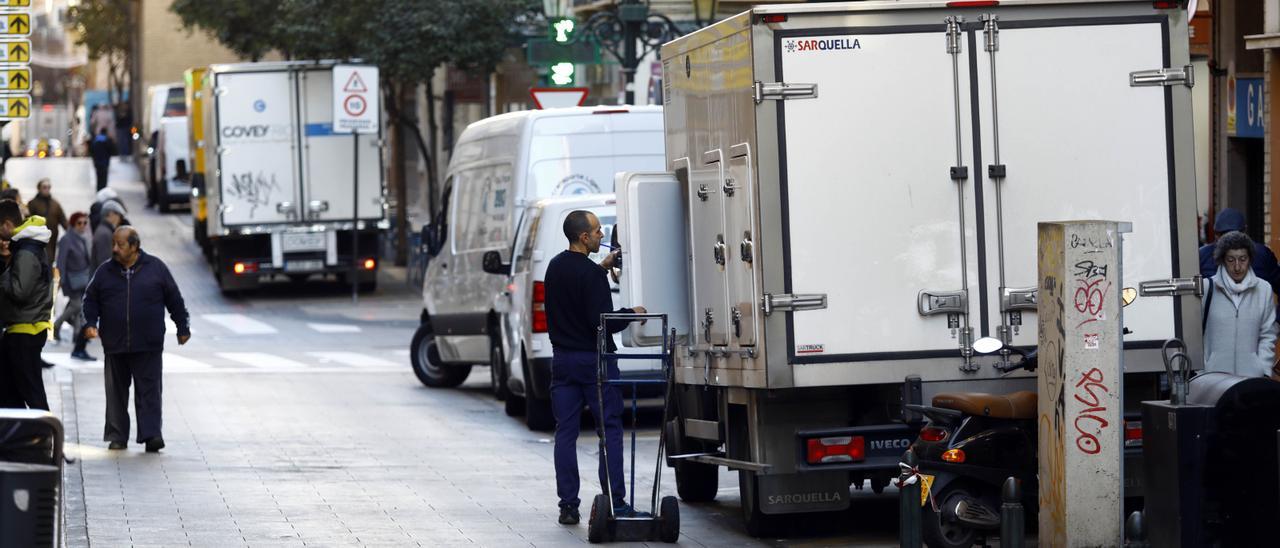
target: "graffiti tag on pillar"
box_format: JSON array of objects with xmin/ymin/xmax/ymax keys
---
[{"xmin": 1072, "ymin": 367, "xmax": 1110, "ymax": 455}]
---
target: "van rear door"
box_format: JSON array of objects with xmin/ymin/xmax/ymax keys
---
[{"xmin": 214, "ymin": 70, "xmax": 299, "ymax": 226}]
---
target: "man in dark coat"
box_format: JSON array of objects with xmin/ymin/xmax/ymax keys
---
[
  {"xmin": 0, "ymin": 200, "xmax": 54, "ymax": 410},
  {"xmin": 83, "ymin": 226, "xmax": 190, "ymax": 452},
  {"xmin": 89, "ymin": 128, "xmax": 116, "ymax": 191},
  {"xmin": 1199, "ymin": 207, "xmax": 1280, "ymax": 317},
  {"xmin": 26, "ymin": 178, "xmax": 67, "ymax": 263}
]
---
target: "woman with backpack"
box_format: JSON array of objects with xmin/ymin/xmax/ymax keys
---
[{"xmin": 1203, "ymin": 231, "xmax": 1278, "ymax": 377}]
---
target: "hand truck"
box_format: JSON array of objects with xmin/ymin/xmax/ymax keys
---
[{"xmin": 587, "ymin": 312, "xmax": 679, "ymax": 544}]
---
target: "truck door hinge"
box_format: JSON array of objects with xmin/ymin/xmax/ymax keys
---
[
  {"xmin": 754, "ymin": 81, "xmax": 818, "ymax": 104},
  {"xmin": 1130, "ymin": 65, "xmax": 1194, "ymax": 88},
  {"xmin": 944, "ymin": 16, "xmax": 964, "ymax": 54},
  {"xmin": 761, "ymin": 293, "xmax": 828, "ymax": 316}
]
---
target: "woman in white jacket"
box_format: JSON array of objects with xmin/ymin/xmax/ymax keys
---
[{"xmin": 1203, "ymin": 231, "xmax": 1279, "ymax": 377}]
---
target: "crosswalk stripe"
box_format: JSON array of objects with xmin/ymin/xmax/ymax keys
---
[
  {"xmin": 217, "ymin": 352, "xmax": 309, "ymax": 369},
  {"xmin": 161, "ymin": 354, "xmax": 215, "ymax": 370},
  {"xmin": 202, "ymin": 313, "xmax": 277, "ymax": 335},
  {"xmin": 306, "ymin": 351, "xmax": 398, "ymax": 368},
  {"xmin": 306, "ymin": 323, "xmax": 361, "ymax": 333}
]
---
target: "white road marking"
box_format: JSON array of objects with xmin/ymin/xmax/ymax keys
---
[
  {"xmin": 306, "ymin": 351, "xmax": 397, "ymax": 368},
  {"xmin": 161, "ymin": 354, "xmax": 215, "ymax": 370},
  {"xmin": 217, "ymin": 352, "xmax": 309, "ymax": 369},
  {"xmin": 202, "ymin": 314, "xmax": 277, "ymax": 335},
  {"xmin": 306, "ymin": 323, "xmax": 361, "ymax": 333}
]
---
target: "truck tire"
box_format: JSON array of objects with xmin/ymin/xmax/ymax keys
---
[
  {"xmin": 410, "ymin": 324, "xmax": 471, "ymax": 388},
  {"xmin": 504, "ymin": 394, "xmax": 525, "ymax": 417},
  {"xmin": 525, "ymin": 393, "xmax": 555, "ymax": 432},
  {"xmin": 675, "ymin": 460, "xmax": 719, "ymax": 503},
  {"xmin": 738, "ymin": 471, "xmax": 780, "ymax": 537}
]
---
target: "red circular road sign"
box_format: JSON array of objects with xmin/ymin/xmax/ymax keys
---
[{"xmin": 343, "ymin": 94, "xmax": 367, "ymax": 117}]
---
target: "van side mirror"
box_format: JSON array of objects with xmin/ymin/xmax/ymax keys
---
[{"xmin": 482, "ymin": 250, "xmax": 510, "ymax": 275}]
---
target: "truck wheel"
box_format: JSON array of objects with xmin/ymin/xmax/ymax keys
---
[
  {"xmin": 504, "ymin": 394, "xmax": 525, "ymax": 417},
  {"xmin": 739, "ymin": 471, "xmax": 780, "ymax": 537},
  {"xmin": 675, "ymin": 460, "xmax": 719, "ymax": 503},
  {"xmin": 525, "ymin": 393, "xmax": 555, "ymax": 432},
  {"xmin": 489, "ymin": 342, "xmax": 512, "ymax": 401},
  {"xmin": 410, "ymin": 324, "xmax": 471, "ymax": 388}
]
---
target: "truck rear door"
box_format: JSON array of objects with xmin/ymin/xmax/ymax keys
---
[
  {"xmin": 298, "ymin": 68, "xmax": 383, "ymax": 222},
  {"xmin": 214, "ymin": 70, "xmax": 299, "ymax": 226},
  {"xmin": 974, "ymin": 17, "xmax": 1180, "ymax": 350},
  {"xmin": 774, "ymin": 27, "xmax": 980, "ymax": 363}
]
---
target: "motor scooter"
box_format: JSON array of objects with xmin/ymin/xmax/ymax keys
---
[{"xmin": 907, "ymin": 338, "xmax": 1037, "ymax": 548}]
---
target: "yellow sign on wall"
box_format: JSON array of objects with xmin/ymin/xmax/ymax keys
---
[
  {"xmin": 0, "ymin": 67, "xmax": 29, "ymax": 90},
  {"xmin": 0, "ymin": 95, "xmax": 30, "ymax": 119},
  {"xmin": 0, "ymin": 0, "xmax": 31, "ymax": 7},
  {"xmin": 0, "ymin": 40, "xmax": 28, "ymax": 63},
  {"xmin": 0, "ymin": 13, "xmax": 28, "ymax": 36}
]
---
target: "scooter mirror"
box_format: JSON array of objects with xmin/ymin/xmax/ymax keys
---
[
  {"xmin": 1122, "ymin": 287, "xmax": 1138, "ymax": 307},
  {"xmin": 972, "ymin": 337, "xmax": 1005, "ymax": 354}
]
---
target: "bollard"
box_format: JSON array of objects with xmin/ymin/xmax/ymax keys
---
[
  {"xmin": 897, "ymin": 450, "xmax": 922, "ymax": 548},
  {"xmin": 1125, "ymin": 510, "xmax": 1148, "ymax": 548},
  {"xmin": 1000, "ymin": 477, "xmax": 1025, "ymax": 548}
]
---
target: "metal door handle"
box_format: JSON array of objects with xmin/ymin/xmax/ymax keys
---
[
  {"xmin": 308, "ymin": 200, "xmax": 330, "ymax": 213},
  {"xmin": 276, "ymin": 202, "xmax": 296, "ymax": 214},
  {"xmin": 713, "ymin": 236, "xmax": 726, "ymax": 266}
]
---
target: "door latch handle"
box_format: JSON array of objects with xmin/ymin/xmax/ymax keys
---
[
  {"xmin": 696, "ymin": 184, "xmax": 710, "ymax": 202},
  {"xmin": 739, "ymin": 232, "xmax": 753, "ymax": 264},
  {"xmin": 918, "ymin": 290, "xmax": 967, "ymax": 316},
  {"xmin": 308, "ymin": 200, "xmax": 330, "ymax": 213},
  {"xmin": 713, "ymin": 236, "xmax": 727, "ymax": 266},
  {"xmin": 276, "ymin": 201, "xmax": 296, "ymax": 214},
  {"xmin": 1001, "ymin": 286, "xmax": 1037, "ymax": 311},
  {"xmin": 723, "ymin": 177, "xmax": 736, "ymax": 197}
]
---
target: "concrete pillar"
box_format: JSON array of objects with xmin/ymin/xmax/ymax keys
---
[{"xmin": 1036, "ymin": 221, "xmax": 1127, "ymax": 547}]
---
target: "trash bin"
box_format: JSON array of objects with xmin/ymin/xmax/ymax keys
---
[{"xmin": 0, "ymin": 461, "xmax": 59, "ymax": 547}]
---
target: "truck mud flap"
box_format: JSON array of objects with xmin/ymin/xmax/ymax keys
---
[{"xmin": 758, "ymin": 471, "xmax": 850, "ymax": 515}]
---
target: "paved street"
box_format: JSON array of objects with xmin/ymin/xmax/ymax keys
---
[{"xmin": 11, "ymin": 158, "xmax": 898, "ymax": 546}]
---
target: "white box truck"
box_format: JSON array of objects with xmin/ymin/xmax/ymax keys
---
[
  {"xmin": 198, "ymin": 61, "xmax": 386, "ymax": 292},
  {"xmin": 620, "ymin": 0, "xmax": 1199, "ymax": 535}
]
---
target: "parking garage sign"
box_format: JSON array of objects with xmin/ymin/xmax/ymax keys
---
[{"xmin": 332, "ymin": 65, "xmax": 378, "ymax": 134}]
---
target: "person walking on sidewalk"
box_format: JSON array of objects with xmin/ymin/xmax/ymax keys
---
[
  {"xmin": 0, "ymin": 200, "xmax": 53, "ymax": 410},
  {"xmin": 544, "ymin": 210, "xmax": 646, "ymax": 525},
  {"xmin": 27, "ymin": 178, "xmax": 68, "ymax": 263},
  {"xmin": 90, "ymin": 128, "xmax": 116, "ymax": 191},
  {"xmin": 54, "ymin": 212, "xmax": 94, "ymax": 361},
  {"xmin": 92, "ymin": 200, "xmax": 126, "ymax": 268},
  {"xmin": 1202, "ymin": 231, "xmax": 1278, "ymax": 378},
  {"xmin": 83, "ymin": 227, "xmax": 190, "ymax": 452},
  {"xmin": 89, "ymin": 187, "xmax": 125, "ymax": 234}
]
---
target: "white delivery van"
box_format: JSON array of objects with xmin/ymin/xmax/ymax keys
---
[
  {"xmin": 198, "ymin": 61, "xmax": 386, "ymax": 292},
  {"xmin": 411, "ymin": 106, "xmax": 665, "ymax": 392},
  {"xmin": 476, "ymin": 194, "xmax": 664, "ymax": 431},
  {"xmin": 144, "ymin": 83, "xmax": 192, "ymax": 212},
  {"xmin": 619, "ymin": 0, "xmax": 1200, "ymax": 536}
]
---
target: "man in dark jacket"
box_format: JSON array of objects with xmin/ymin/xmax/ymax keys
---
[
  {"xmin": 83, "ymin": 226, "xmax": 190, "ymax": 452},
  {"xmin": 89, "ymin": 128, "xmax": 116, "ymax": 191},
  {"xmin": 0, "ymin": 200, "xmax": 54, "ymax": 410},
  {"xmin": 1199, "ymin": 208, "xmax": 1280, "ymax": 316},
  {"xmin": 27, "ymin": 178, "xmax": 67, "ymax": 263},
  {"xmin": 544, "ymin": 210, "xmax": 645, "ymax": 525}
]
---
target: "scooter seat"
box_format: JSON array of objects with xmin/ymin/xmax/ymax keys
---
[{"xmin": 931, "ymin": 391, "xmax": 1037, "ymax": 420}]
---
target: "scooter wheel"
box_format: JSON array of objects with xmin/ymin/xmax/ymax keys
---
[
  {"xmin": 658, "ymin": 496, "xmax": 680, "ymax": 543},
  {"xmin": 588, "ymin": 494, "xmax": 612, "ymax": 543},
  {"xmin": 922, "ymin": 488, "xmax": 981, "ymax": 548}
]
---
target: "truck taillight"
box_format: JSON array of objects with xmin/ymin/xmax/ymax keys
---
[
  {"xmin": 1124, "ymin": 421, "xmax": 1143, "ymax": 448},
  {"xmin": 947, "ymin": 0, "xmax": 999, "ymax": 7},
  {"xmin": 532, "ymin": 281, "xmax": 547, "ymax": 333},
  {"xmin": 233, "ymin": 262, "xmax": 257, "ymax": 275},
  {"xmin": 362, "ymin": 258, "xmax": 376, "ymax": 270},
  {"xmin": 806, "ymin": 436, "xmax": 865, "ymax": 464}
]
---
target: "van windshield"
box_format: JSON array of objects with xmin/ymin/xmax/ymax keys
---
[
  {"xmin": 527, "ymin": 113, "xmax": 664, "ymax": 198},
  {"xmin": 163, "ymin": 87, "xmax": 186, "ymax": 117}
]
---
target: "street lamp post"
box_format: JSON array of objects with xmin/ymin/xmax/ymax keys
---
[{"xmin": 581, "ymin": 0, "xmax": 682, "ymax": 105}]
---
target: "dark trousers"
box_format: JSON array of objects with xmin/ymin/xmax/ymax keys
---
[
  {"xmin": 104, "ymin": 351, "xmax": 163, "ymax": 443},
  {"xmin": 0, "ymin": 332, "xmax": 48, "ymax": 410},
  {"xmin": 551, "ymin": 349, "xmax": 625, "ymax": 509},
  {"xmin": 94, "ymin": 163, "xmax": 108, "ymax": 191}
]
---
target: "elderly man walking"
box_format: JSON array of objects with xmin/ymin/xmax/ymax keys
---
[{"xmin": 83, "ymin": 227, "xmax": 190, "ymax": 452}]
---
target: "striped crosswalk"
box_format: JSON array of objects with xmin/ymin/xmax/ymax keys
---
[{"xmin": 43, "ymin": 348, "xmax": 412, "ymax": 373}]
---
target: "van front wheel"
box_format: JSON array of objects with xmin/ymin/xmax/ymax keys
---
[{"xmin": 410, "ymin": 324, "xmax": 471, "ymax": 388}]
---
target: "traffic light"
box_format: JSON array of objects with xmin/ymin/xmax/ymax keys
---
[{"xmin": 550, "ymin": 62, "xmax": 575, "ymax": 86}]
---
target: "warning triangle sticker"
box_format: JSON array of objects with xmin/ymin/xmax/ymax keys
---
[{"xmin": 343, "ymin": 72, "xmax": 369, "ymax": 93}]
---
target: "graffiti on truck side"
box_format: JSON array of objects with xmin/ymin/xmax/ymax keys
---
[{"xmin": 227, "ymin": 171, "xmax": 281, "ymax": 217}]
